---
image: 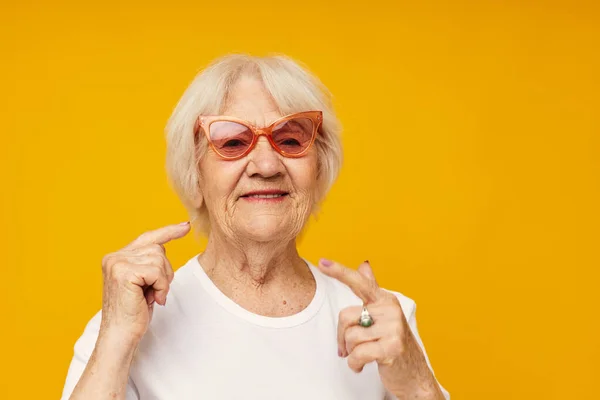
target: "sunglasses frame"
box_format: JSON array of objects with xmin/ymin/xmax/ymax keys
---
[{"xmin": 194, "ymin": 110, "xmax": 323, "ymax": 161}]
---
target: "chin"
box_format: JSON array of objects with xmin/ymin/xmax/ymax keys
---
[{"xmin": 240, "ymin": 215, "xmax": 296, "ymax": 243}]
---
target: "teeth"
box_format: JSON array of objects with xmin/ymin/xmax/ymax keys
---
[{"xmin": 248, "ymin": 194, "xmax": 284, "ymax": 198}]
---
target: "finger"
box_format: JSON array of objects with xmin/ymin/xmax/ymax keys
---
[
  {"xmin": 125, "ymin": 221, "xmax": 191, "ymax": 250},
  {"xmin": 318, "ymin": 259, "xmax": 379, "ymax": 303},
  {"xmin": 338, "ymin": 304, "xmax": 387, "ymax": 357},
  {"xmin": 127, "ymin": 245, "xmax": 174, "ymax": 283},
  {"xmin": 144, "ymin": 268, "xmax": 170, "ymax": 306},
  {"xmin": 347, "ymin": 341, "xmax": 384, "ymax": 373},
  {"xmin": 144, "ymin": 286, "xmax": 155, "ymax": 305},
  {"xmin": 126, "ymin": 251, "xmax": 174, "ymax": 283},
  {"xmin": 344, "ymin": 323, "xmax": 387, "ymax": 355},
  {"xmin": 130, "ymin": 265, "xmax": 170, "ymax": 306},
  {"xmin": 124, "ymin": 255, "xmax": 164, "ymax": 268},
  {"xmin": 163, "ymin": 255, "xmax": 175, "ymax": 283},
  {"xmin": 337, "ymin": 306, "xmax": 361, "ymax": 357},
  {"xmin": 130, "ymin": 243, "xmax": 167, "ymax": 257},
  {"xmin": 357, "ymin": 260, "xmax": 378, "ymax": 286}
]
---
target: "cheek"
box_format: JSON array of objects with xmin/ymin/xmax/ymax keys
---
[
  {"xmin": 199, "ymin": 158, "xmax": 243, "ymax": 204},
  {"xmin": 288, "ymin": 155, "xmax": 319, "ymax": 195}
]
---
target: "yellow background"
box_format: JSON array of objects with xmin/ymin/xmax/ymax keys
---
[{"xmin": 2, "ymin": 1, "xmax": 599, "ymax": 398}]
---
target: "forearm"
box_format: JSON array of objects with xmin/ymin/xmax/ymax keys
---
[
  {"xmin": 389, "ymin": 378, "xmax": 445, "ymax": 400},
  {"xmin": 414, "ymin": 380, "xmax": 446, "ymax": 400},
  {"xmin": 69, "ymin": 329, "xmax": 138, "ymax": 400},
  {"xmin": 389, "ymin": 336, "xmax": 447, "ymax": 400}
]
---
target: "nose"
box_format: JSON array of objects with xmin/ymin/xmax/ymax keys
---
[{"xmin": 245, "ymin": 136, "xmax": 284, "ymax": 178}]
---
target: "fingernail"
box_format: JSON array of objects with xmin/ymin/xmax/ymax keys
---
[
  {"xmin": 179, "ymin": 221, "xmax": 190, "ymax": 226},
  {"xmin": 320, "ymin": 258, "xmax": 334, "ymax": 267},
  {"xmin": 364, "ymin": 260, "xmax": 370, "ymax": 264},
  {"xmin": 338, "ymin": 349, "xmax": 343, "ymax": 357}
]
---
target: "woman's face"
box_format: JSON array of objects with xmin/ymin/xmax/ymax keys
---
[{"xmin": 198, "ymin": 75, "xmax": 318, "ymax": 242}]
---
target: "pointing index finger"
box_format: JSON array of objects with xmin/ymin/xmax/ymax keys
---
[
  {"xmin": 126, "ymin": 221, "xmax": 191, "ymax": 250},
  {"xmin": 357, "ymin": 261, "xmax": 378, "ymax": 285},
  {"xmin": 317, "ymin": 259, "xmax": 379, "ymax": 304}
]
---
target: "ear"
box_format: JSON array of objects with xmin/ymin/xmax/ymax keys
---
[
  {"xmin": 191, "ymin": 160, "xmax": 205, "ymax": 209},
  {"xmin": 190, "ymin": 170, "xmax": 204, "ymax": 209},
  {"xmin": 191, "ymin": 193, "xmax": 203, "ymax": 209},
  {"xmin": 190, "ymin": 183, "xmax": 204, "ymax": 209}
]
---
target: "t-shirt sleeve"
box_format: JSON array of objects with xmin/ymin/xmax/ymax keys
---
[
  {"xmin": 384, "ymin": 292, "xmax": 450, "ymax": 400},
  {"xmin": 60, "ymin": 310, "xmax": 140, "ymax": 400}
]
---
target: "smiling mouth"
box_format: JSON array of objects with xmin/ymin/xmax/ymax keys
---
[
  {"xmin": 242, "ymin": 193, "xmax": 288, "ymax": 199},
  {"xmin": 239, "ymin": 191, "xmax": 290, "ymax": 200}
]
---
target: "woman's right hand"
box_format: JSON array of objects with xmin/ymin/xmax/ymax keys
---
[{"xmin": 99, "ymin": 221, "xmax": 191, "ymax": 345}]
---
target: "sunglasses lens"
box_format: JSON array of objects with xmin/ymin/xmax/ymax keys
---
[
  {"xmin": 209, "ymin": 121, "xmax": 253, "ymax": 158},
  {"xmin": 271, "ymin": 117, "xmax": 315, "ymax": 155}
]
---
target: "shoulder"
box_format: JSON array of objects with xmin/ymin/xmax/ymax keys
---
[{"xmin": 167, "ymin": 256, "xmax": 200, "ymax": 293}]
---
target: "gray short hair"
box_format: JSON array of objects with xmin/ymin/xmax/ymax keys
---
[{"xmin": 164, "ymin": 54, "xmax": 343, "ymax": 236}]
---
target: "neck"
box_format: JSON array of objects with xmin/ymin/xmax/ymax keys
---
[{"xmin": 198, "ymin": 227, "xmax": 309, "ymax": 289}]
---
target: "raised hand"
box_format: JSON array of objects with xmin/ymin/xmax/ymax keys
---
[
  {"xmin": 317, "ymin": 259, "xmax": 445, "ymax": 400},
  {"xmin": 99, "ymin": 222, "xmax": 191, "ymax": 344}
]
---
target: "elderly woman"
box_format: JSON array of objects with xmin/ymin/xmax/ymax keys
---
[{"xmin": 61, "ymin": 54, "xmax": 450, "ymax": 400}]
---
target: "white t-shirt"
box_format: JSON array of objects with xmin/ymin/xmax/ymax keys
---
[{"xmin": 61, "ymin": 254, "xmax": 450, "ymax": 400}]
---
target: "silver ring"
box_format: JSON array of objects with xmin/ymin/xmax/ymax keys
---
[{"xmin": 359, "ymin": 306, "xmax": 374, "ymax": 327}]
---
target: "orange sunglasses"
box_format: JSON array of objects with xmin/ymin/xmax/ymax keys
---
[{"xmin": 194, "ymin": 110, "xmax": 323, "ymax": 161}]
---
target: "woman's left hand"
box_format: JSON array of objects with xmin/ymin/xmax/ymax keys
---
[{"xmin": 317, "ymin": 259, "xmax": 445, "ymax": 400}]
